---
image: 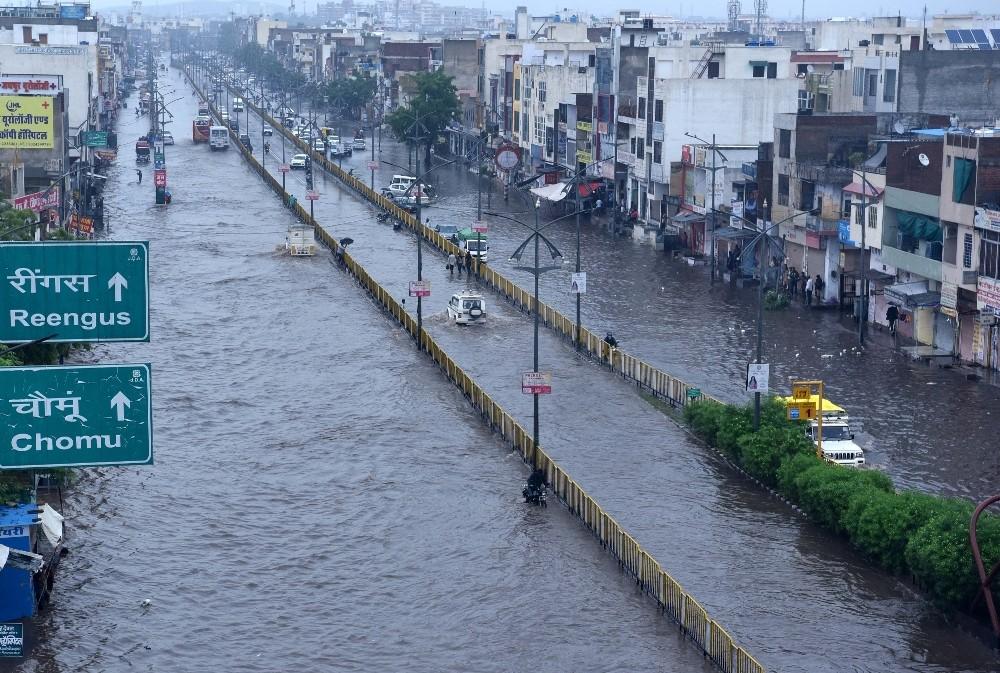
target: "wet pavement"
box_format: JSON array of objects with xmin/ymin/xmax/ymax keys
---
[
  {"xmin": 4, "ymin": 65, "xmax": 718, "ymax": 673},
  {"xmin": 207, "ymin": 70, "xmax": 1000, "ymax": 672}
]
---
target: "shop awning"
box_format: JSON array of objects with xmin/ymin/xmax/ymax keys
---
[
  {"xmin": 577, "ymin": 181, "xmax": 602, "ymax": 197},
  {"xmin": 714, "ymin": 226, "xmax": 757, "ymax": 240},
  {"xmin": 885, "ymin": 281, "xmax": 941, "ymax": 307},
  {"xmin": 842, "ymin": 182, "xmax": 883, "ymax": 198},
  {"xmin": 530, "ymin": 182, "xmax": 570, "ymax": 202},
  {"xmin": 672, "ymin": 210, "xmax": 704, "ymax": 225},
  {"xmin": 896, "ymin": 210, "xmax": 942, "ymax": 241}
]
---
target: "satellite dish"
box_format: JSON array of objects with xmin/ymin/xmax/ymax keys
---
[
  {"xmin": 918, "ymin": 153, "xmax": 931, "ymax": 167},
  {"xmin": 893, "ymin": 121, "xmax": 906, "ymax": 135},
  {"xmin": 806, "ymin": 64, "xmax": 815, "ymax": 73}
]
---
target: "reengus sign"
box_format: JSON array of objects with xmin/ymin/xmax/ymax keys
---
[{"xmin": 0, "ymin": 241, "xmax": 149, "ymax": 342}]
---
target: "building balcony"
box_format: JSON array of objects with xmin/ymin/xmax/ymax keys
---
[
  {"xmin": 618, "ymin": 150, "xmax": 637, "ymax": 167},
  {"xmin": 791, "ymin": 162, "xmax": 855, "ymax": 186},
  {"xmin": 881, "ymin": 245, "xmax": 943, "ymax": 281},
  {"xmin": 805, "ymin": 215, "xmax": 840, "ymax": 234}
]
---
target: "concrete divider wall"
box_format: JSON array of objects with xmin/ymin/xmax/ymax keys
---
[{"xmin": 188, "ymin": 68, "xmax": 765, "ymax": 673}]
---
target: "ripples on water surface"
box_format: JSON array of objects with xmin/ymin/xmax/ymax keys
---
[{"xmin": 6, "ymin": 72, "xmax": 716, "ymax": 673}]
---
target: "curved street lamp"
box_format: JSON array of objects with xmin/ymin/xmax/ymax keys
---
[{"xmin": 708, "ymin": 205, "xmax": 817, "ymax": 429}]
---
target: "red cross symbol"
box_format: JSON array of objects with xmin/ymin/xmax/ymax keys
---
[{"xmin": 41, "ymin": 100, "xmax": 49, "ymax": 109}]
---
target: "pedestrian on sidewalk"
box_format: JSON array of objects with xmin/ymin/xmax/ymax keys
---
[
  {"xmin": 886, "ymin": 304, "xmax": 899, "ymax": 335},
  {"xmin": 465, "ymin": 251, "xmax": 473, "ymax": 276},
  {"xmin": 804, "ymin": 275, "xmax": 814, "ymax": 307},
  {"xmin": 136, "ymin": 169, "xmax": 142, "ymax": 184},
  {"xmin": 788, "ymin": 268, "xmax": 799, "ymax": 299},
  {"xmin": 447, "ymin": 252, "xmax": 456, "ymax": 278},
  {"xmin": 456, "ymin": 252, "xmax": 464, "ymax": 278},
  {"xmin": 814, "ymin": 274, "xmax": 824, "ymax": 305}
]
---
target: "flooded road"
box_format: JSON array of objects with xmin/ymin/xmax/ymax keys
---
[
  {"xmin": 232, "ymin": 81, "xmax": 1000, "ymax": 501},
  {"xmin": 214, "ymin": 72, "xmax": 1000, "ymax": 672},
  {"xmin": 5, "ymin": 67, "xmax": 718, "ymax": 673}
]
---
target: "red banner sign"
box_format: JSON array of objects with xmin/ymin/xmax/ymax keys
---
[
  {"xmin": 154, "ymin": 169, "xmax": 167, "ymax": 187},
  {"xmin": 306, "ymin": 190, "xmax": 319, "ymax": 201},
  {"xmin": 70, "ymin": 214, "xmax": 94, "ymax": 235},
  {"xmin": 13, "ymin": 187, "xmax": 59, "ymax": 213}
]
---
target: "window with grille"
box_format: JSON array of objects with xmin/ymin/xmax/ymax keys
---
[
  {"xmin": 964, "ymin": 232, "xmax": 974, "ymax": 269},
  {"xmin": 653, "ymin": 141, "xmax": 662, "ymax": 164},
  {"xmin": 980, "ymin": 230, "xmax": 1000, "ymax": 280},
  {"xmin": 868, "ymin": 206, "xmax": 877, "ymax": 228},
  {"xmin": 654, "ymin": 99, "xmax": 663, "ymax": 122},
  {"xmin": 538, "ymin": 80, "xmax": 546, "ymax": 103},
  {"xmin": 533, "ymin": 115, "xmax": 544, "ymax": 145}
]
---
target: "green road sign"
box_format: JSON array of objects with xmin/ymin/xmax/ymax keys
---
[
  {"xmin": 687, "ymin": 388, "xmax": 702, "ymax": 399},
  {"xmin": 0, "ymin": 364, "xmax": 152, "ymax": 469},
  {"xmin": 81, "ymin": 131, "xmax": 109, "ymax": 147},
  {"xmin": 1, "ymin": 241, "xmax": 149, "ymax": 343}
]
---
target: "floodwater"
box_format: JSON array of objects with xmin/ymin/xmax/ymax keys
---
[
  {"xmin": 213, "ymin": 70, "xmax": 1000, "ymax": 672},
  {"xmin": 5, "ymin": 66, "xmax": 717, "ymax": 673}
]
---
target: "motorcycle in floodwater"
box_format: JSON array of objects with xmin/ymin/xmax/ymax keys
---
[{"xmin": 522, "ymin": 482, "xmax": 547, "ymax": 506}]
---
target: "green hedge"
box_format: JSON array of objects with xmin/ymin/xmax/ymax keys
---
[{"xmin": 685, "ymin": 397, "xmax": 1000, "ymax": 613}]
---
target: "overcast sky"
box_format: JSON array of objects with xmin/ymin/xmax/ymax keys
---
[{"xmin": 97, "ymin": 0, "xmax": 1000, "ymax": 21}]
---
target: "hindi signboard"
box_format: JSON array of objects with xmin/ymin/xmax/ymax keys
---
[
  {"xmin": 0, "ymin": 363, "xmax": 153, "ymax": 469},
  {"xmin": 367, "ymin": 160, "xmax": 378, "ymax": 171},
  {"xmin": 69, "ymin": 214, "xmax": 94, "ymax": 236},
  {"xmin": 0, "ymin": 241, "xmax": 149, "ymax": 343},
  {"xmin": 12, "ymin": 187, "xmax": 58, "ymax": 214},
  {"xmin": 306, "ymin": 190, "xmax": 319, "ymax": 201},
  {"xmin": 521, "ymin": 371, "xmax": 552, "ymax": 395},
  {"xmin": 0, "ymin": 76, "xmax": 60, "ymax": 95},
  {"xmin": 278, "ymin": 163, "xmax": 290, "ymax": 173},
  {"xmin": 153, "ymin": 169, "xmax": 166, "ymax": 187},
  {"xmin": 0, "ymin": 96, "xmax": 54, "ymax": 148},
  {"xmin": 0, "ymin": 623, "xmax": 23, "ymax": 657},
  {"xmin": 408, "ymin": 280, "xmax": 430, "ymax": 297},
  {"xmin": 472, "ymin": 223, "xmax": 488, "ymax": 234}
]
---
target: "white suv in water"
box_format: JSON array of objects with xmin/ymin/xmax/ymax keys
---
[{"xmin": 806, "ymin": 420, "xmax": 865, "ymax": 467}]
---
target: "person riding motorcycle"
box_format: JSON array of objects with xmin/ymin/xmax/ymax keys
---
[{"xmin": 264, "ymin": 141, "xmax": 271, "ymax": 154}]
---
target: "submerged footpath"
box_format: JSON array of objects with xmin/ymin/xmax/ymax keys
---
[{"xmin": 206, "ymin": 65, "xmax": 1000, "ymax": 673}]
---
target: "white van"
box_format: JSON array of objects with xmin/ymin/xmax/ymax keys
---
[
  {"xmin": 209, "ymin": 126, "xmax": 229, "ymax": 150},
  {"xmin": 232, "ymin": 96, "xmax": 244, "ymax": 112}
]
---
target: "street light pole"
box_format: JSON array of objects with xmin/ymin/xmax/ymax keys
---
[
  {"xmin": 859, "ymin": 163, "xmax": 868, "ymax": 346},
  {"xmin": 575, "ymin": 168, "xmax": 582, "ymax": 350},
  {"xmin": 717, "ymin": 203, "xmax": 815, "ymax": 430},
  {"xmin": 710, "ymin": 132, "xmax": 717, "ymax": 284},
  {"xmin": 533, "ymin": 201, "xmax": 541, "ymax": 453}
]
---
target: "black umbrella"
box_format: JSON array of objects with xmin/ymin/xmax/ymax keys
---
[{"xmin": 339, "ymin": 237, "xmax": 354, "ymax": 247}]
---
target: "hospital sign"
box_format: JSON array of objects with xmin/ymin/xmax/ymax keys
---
[{"xmin": 0, "ymin": 95, "xmax": 54, "ymax": 148}]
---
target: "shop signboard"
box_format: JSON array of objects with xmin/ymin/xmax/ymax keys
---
[
  {"xmin": 746, "ymin": 363, "xmax": 769, "ymax": 393},
  {"xmin": 0, "ymin": 76, "xmax": 60, "ymax": 95},
  {"xmin": 81, "ymin": 131, "xmax": 108, "ymax": 147},
  {"xmin": 12, "ymin": 188, "xmax": 58, "ymax": 213},
  {"xmin": 0, "ymin": 623, "xmax": 23, "ymax": 657},
  {"xmin": 0, "ymin": 96, "xmax": 54, "ymax": 148},
  {"xmin": 977, "ymin": 276, "xmax": 1000, "ymax": 316},
  {"xmin": 941, "ymin": 283, "xmax": 958, "ymax": 310},
  {"xmin": 974, "ymin": 207, "xmax": 1000, "ymax": 233}
]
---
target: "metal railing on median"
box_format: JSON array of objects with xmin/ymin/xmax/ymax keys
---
[
  {"xmin": 188, "ymin": 68, "xmax": 765, "ymax": 673},
  {"xmin": 226, "ymin": 80, "xmax": 726, "ymax": 411}
]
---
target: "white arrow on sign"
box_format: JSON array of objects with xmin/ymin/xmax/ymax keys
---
[
  {"xmin": 110, "ymin": 391, "xmax": 131, "ymax": 421},
  {"xmin": 108, "ymin": 272, "xmax": 128, "ymax": 302}
]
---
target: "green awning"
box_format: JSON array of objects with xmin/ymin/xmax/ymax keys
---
[
  {"xmin": 953, "ymin": 158, "xmax": 975, "ymax": 203},
  {"xmin": 896, "ymin": 210, "xmax": 942, "ymax": 242}
]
